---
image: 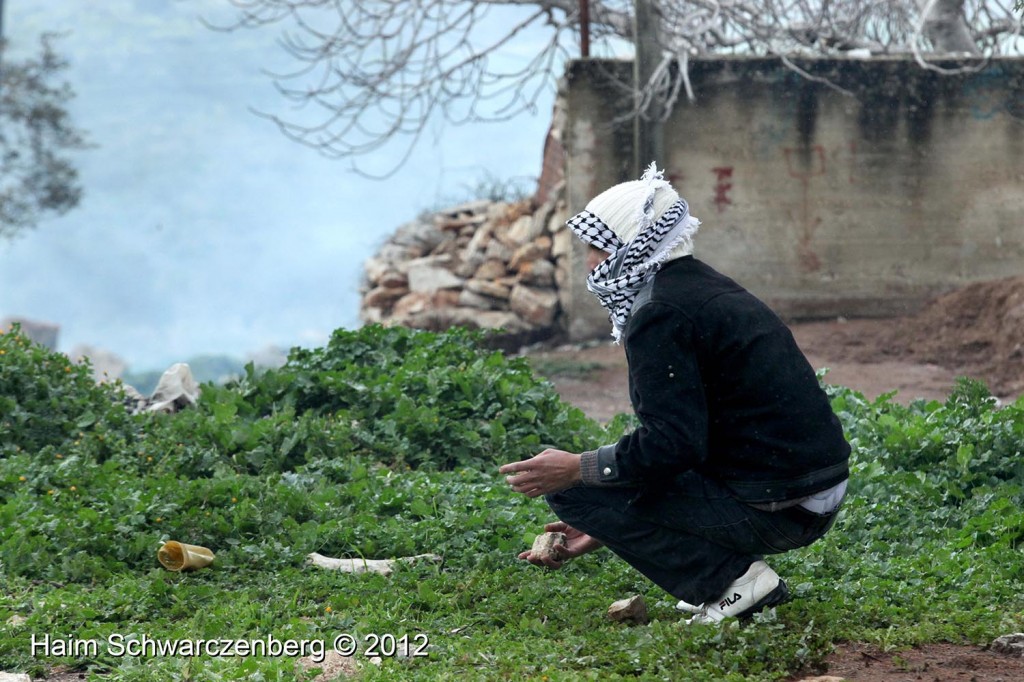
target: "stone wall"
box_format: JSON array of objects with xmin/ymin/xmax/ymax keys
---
[
  {"xmin": 362, "ymin": 56, "xmax": 1024, "ymax": 345},
  {"xmin": 360, "ymin": 96, "xmax": 579, "ymax": 344},
  {"xmin": 563, "ymin": 56, "xmax": 1024, "ymax": 338},
  {"xmin": 359, "ymin": 191, "xmax": 574, "ymax": 345}
]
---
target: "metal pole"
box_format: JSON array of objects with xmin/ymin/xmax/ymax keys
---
[
  {"xmin": 633, "ymin": 0, "xmax": 664, "ymax": 176},
  {"xmin": 579, "ymin": 0, "xmax": 590, "ymax": 58}
]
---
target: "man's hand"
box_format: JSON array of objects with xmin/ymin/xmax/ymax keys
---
[
  {"xmin": 518, "ymin": 521, "xmax": 604, "ymax": 569},
  {"xmin": 499, "ymin": 448, "xmax": 582, "ymax": 498}
]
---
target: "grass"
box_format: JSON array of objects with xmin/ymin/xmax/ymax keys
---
[{"xmin": 2, "ymin": 325, "xmax": 1024, "ymax": 680}]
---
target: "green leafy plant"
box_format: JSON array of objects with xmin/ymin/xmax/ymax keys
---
[
  {"xmin": 0, "ymin": 324, "xmax": 135, "ymax": 458},
  {"xmin": 2, "ymin": 324, "xmax": 1023, "ymax": 680}
]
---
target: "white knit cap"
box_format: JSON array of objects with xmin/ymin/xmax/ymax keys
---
[
  {"xmin": 567, "ymin": 163, "xmax": 700, "ymax": 342},
  {"xmin": 584, "ymin": 177, "xmax": 693, "ymax": 261}
]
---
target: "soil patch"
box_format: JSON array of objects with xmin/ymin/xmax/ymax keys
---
[
  {"xmin": 797, "ymin": 276, "xmax": 1024, "ymax": 400},
  {"xmin": 808, "ymin": 641, "xmax": 1024, "ymax": 682}
]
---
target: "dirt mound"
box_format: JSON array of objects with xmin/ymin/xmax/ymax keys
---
[
  {"xmin": 875, "ymin": 276, "xmax": 1024, "ymax": 396},
  {"xmin": 793, "ymin": 277, "xmax": 1024, "ymax": 398},
  {"xmin": 815, "ymin": 641, "xmax": 1024, "ymax": 682}
]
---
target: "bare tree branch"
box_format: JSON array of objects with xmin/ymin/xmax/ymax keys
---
[{"xmin": 213, "ymin": 0, "xmax": 1024, "ymax": 173}]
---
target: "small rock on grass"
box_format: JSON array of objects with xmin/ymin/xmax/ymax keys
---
[
  {"xmin": 992, "ymin": 632, "xmax": 1024, "ymax": 656},
  {"xmin": 296, "ymin": 651, "xmax": 361, "ymax": 681},
  {"xmin": 0, "ymin": 673, "xmax": 31, "ymax": 682},
  {"xmin": 607, "ymin": 595, "xmax": 649, "ymax": 625}
]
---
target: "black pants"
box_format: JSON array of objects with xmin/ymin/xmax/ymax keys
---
[{"xmin": 545, "ymin": 471, "xmax": 840, "ymax": 606}]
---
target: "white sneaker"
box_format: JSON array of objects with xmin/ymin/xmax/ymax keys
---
[{"xmin": 687, "ymin": 560, "xmax": 790, "ymax": 624}]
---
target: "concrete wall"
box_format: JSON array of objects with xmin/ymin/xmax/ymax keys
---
[
  {"xmin": 561, "ymin": 62, "xmax": 638, "ymax": 339},
  {"xmin": 561, "ymin": 57, "xmax": 1024, "ymax": 339}
]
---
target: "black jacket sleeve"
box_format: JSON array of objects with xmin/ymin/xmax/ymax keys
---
[{"xmin": 604, "ymin": 301, "xmax": 710, "ymax": 483}]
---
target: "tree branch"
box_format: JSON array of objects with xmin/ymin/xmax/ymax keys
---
[{"xmin": 210, "ymin": 0, "xmax": 1024, "ymax": 173}]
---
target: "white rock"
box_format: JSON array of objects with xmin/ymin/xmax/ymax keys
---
[
  {"xmin": 509, "ymin": 242, "xmax": 549, "ymax": 271},
  {"xmin": 530, "ymin": 532, "xmax": 567, "ymax": 561},
  {"xmin": 376, "ymin": 243, "xmax": 420, "ymax": 263},
  {"xmin": 992, "ymin": 633, "xmax": 1024, "ymax": 656},
  {"xmin": 406, "ymin": 263, "xmax": 463, "ymax": 293},
  {"xmin": 450, "ymin": 310, "xmax": 528, "ymax": 332},
  {"xmin": 486, "ymin": 201, "xmax": 513, "ymax": 224},
  {"xmin": 607, "ymin": 595, "xmax": 649, "ymax": 624},
  {"xmin": 0, "ymin": 673, "xmax": 31, "ymax": 682},
  {"xmin": 485, "ymin": 239, "xmax": 513, "ymax": 262},
  {"xmin": 378, "ymin": 270, "xmax": 409, "ymax": 289},
  {"xmin": 458, "ymin": 289, "xmax": 499, "ymax": 310},
  {"xmin": 551, "ymin": 228, "xmax": 574, "ymax": 259},
  {"xmin": 465, "ymin": 279, "xmax": 512, "ymax": 300},
  {"xmin": 547, "ymin": 204, "xmax": 568, "ymax": 234},
  {"xmin": 399, "ymin": 254, "xmax": 453, "ymax": 272},
  {"xmin": 465, "ymin": 224, "xmax": 493, "ymax": 254},
  {"xmin": 433, "ymin": 236, "xmax": 463, "ymax": 256},
  {"xmin": 507, "ymin": 214, "xmax": 542, "ymax": 245},
  {"xmin": 296, "ymin": 650, "xmax": 360, "ymax": 681},
  {"xmin": 474, "ymin": 259, "xmax": 508, "ymax": 281},
  {"xmin": 392, "ymin": 292, "xmax": 432, "ymax": 317},
  {"xmin": 360, "ymin": 306, "xmax": 384, "ymax": 325},
  {"xmin": 518, "ymin": 259, "xmax": 556, "ymax": 287},
  {"xmin": 392, "ymin": 220, "xmax": 444, "ymax": 251},
  {"xmin": 530, "ymin": 199, "xmax": 557, "ymax": 237},
  {"xmin": 452, "ymin": 253, "xmax": 484, "ymax": 279},
  {"xmin": 363, "ymin": 257, "xmax": 391, "ymax": 284},
  {"xmin": 363, "ymin": 286, "xmax": 409, "ymax": 309},
  {"xmin": 510, "ymin": 284, "xmax": 559, "ymax": 327}
]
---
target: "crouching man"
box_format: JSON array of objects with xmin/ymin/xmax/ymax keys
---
[{"xmin": 500, "ymin": 164, "xmax": 850, "ymax": 624}]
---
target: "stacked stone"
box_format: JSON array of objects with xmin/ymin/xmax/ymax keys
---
[{"xmin": 360, "ymin": 187, "xmax": 571, "ymax": 345}]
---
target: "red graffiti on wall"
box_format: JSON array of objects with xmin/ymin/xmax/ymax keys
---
[
  {"xmin": 783, "ymin": 146, "xmax": 827, "ymax": 273},
  {"xmin": 711, "ymin": 167, "xmax": 734, "ymax": 212}
]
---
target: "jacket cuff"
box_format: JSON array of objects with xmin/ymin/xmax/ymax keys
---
[
  {"xmin": 580, "ymin": 450, "xmax": 601, "ymax": 485},
  {"xmin": 580, "ymin": 444, "xmax": 628, "ymax": 486}
]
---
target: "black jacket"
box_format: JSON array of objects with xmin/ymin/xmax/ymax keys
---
[{"xmin": 580, "ymin": 256, "xmax": 850, "ymax": 503}]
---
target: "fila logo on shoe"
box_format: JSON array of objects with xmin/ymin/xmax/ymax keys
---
[{"xmin": 719, "ymin": 593, "xmax": 743, "ymax": 610}]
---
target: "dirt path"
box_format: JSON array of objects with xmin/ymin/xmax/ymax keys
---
[{"xmin": 792, "ymin": 318, "xmax": 967, "ymax": 403}]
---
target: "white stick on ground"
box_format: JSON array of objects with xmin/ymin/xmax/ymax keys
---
[{"xmin": 306, "ymin": 552, "xmax": 442, "ymax": 577}]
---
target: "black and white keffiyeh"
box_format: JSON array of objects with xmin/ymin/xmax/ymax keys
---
[{"xmin": 567, "ymin": 165, "xmax": 700, "ymax": 342}]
